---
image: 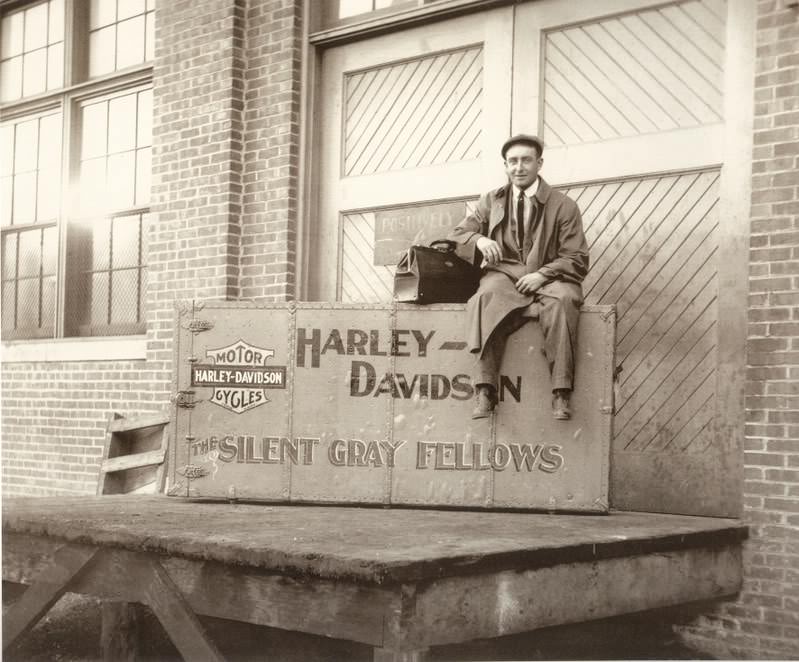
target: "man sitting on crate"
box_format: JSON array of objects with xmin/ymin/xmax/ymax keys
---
[{"xmin": 448, "ymin": 134, "xmax": 589, "ymax": 420}]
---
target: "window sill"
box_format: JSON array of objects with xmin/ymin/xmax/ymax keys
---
[{"xmin": 1, "ymin": 336, "xmax": 147, "ymax": 363}]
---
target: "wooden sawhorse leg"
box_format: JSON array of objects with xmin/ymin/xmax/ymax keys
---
[
  {"xmin": 3, "ymin": 544, "xmax": 97, "ymax": 649},
  {"xmin": 101, "ymin": 601, "xmax": 142, "ymax": 662},
  {"xmin": 373, "ymin": 647, "xmax": 430, "ymax": 661},
  {"xmin": 3, "ymin": 543, "xmax": 225, "ymax": 662}
]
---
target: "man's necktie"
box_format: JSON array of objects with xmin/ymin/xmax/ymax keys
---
[{"xmin": 516, "ymin": 193, "xmax": 525, "ymax": 252}]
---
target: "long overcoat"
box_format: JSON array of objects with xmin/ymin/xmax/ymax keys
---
[{"xmin": 448, "ymin": 177, "xmax": 589, "ymax": 355}]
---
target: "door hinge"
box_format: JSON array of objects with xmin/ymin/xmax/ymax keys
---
[
  {"xmin": 172, "ymin": 390, "xmax": 200, "ymax": 409},
  {"xmin": 187, "ymin": 319, "xmax": 214, "ymax": 334}
]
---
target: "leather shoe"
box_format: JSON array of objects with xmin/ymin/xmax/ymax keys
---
[
  {"xmin": 552, "ymin": 389, "xmax": 571, "ymax": 420},
  {"xmin": 472, "ymin": 385, "xmax": 497, "ymax": 419}
]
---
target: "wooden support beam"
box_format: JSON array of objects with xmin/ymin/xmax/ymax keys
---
[
  {"xmin": 101, "ymin": 602, "xmax": 141, "ymax": 662},
  {"xmin": 373, "ymin": 647, "xmax": 430, "ymax": 662},
  {"xmin": 139, "ymin": 557, "xmax": 226, "ymax": 662},
  {"xmin": 2, "ymin": 544, "xmax": 97, "ymax": 652}
]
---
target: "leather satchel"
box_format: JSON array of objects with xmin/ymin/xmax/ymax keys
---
[{"xmin": 393, "ymin": 240, "xmax": 481, "ymax": 304}]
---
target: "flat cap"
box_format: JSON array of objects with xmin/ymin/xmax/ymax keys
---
[{"xmin": 501, "ymin": 134, "xmax": 544, "ymax": 158}]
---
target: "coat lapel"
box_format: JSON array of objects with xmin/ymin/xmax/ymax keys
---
[{"xmin": 488, "ymin": 184, "xmax": 510, "ymax": 238}]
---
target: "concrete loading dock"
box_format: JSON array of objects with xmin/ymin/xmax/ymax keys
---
[{"xmin": 3, "ymin": 496, "xmax": 746, "ymax": 661}]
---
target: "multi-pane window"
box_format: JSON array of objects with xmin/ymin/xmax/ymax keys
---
[
  {"xmin": 79, "ymin": 89, "xmax": 152, "ymax": 214},
  {"xmin": 89, "ymin": 0, "xmax": 155, "ymax": 78},
  {"xmin": 1, "ymin": 112, "xmax": 61, "ymax": 338},
  {"xmin": 0, "ymin": 0, "xmax": 64, "ymax": 102},
  {"xmin": 338, "ymin": 0, "xmax": 407, "ymax": 18},
  {"xmin": 321, "ymin": 0, "xmax": 442, "ymax": 24},
  {"xmin": 0, "ymin": 0, "xmax": 154, "ymax": 341},
  {"xmin": 66, "ymin": 211, "xmax": 150, "ymax": 336},
  {"xmin": 67, "ymin": 87, "xmax": 151, "ymax": 336},
  {"xmin": 2, "ymin": 225, "xmax": 58, "ymax": 339},
  {"xmin": 1, "ymin": 113, "xmax": 62, "ymax": 226}
]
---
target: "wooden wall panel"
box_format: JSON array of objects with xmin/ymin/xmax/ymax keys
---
[
  {"xmin": 564, "ymin": 168, "xmax": 723, "ymax": 513},
  {"xmin": 542, "ymin": 0, "xmax": 725, "ymax": 146},
  {"xmin": 343, "ymin": 46, "xmax": 483, "ymax": 177},
  {"xmin": 340, "ymin": 201, "xmax": 478, "ymax": 303},
  {"xmin": 339, "ymin": 212, "xmax": 395, "ymax": 303}
]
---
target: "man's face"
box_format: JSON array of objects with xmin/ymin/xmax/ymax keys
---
[{"xmin": 504, "ymin": 144, "xmax": 542, "ymax": 190}]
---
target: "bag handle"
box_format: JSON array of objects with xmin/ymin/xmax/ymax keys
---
[{"xmin": 429, "ymin": 239, "xmax": 456, "ymax": 252}]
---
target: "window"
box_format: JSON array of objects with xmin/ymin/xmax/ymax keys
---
[
  {"xmin": 1, "ymin": 111, "xmax": 61, "ymax": 338},
  {"xmin": 1, "ymin": 0, "xmax": 64, "ymax": 102},
  {"xmin": 0, "ymin": 0, "xmax": 153, "ymax": 340},
  {"xmin": 315, "ymin": 0, "xmax": 445, "ymax": 30},
  {"xmin": 88, "ymin": 0, "xmax": 155, "ymax": 78}
]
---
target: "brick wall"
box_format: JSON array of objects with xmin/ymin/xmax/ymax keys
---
[
  {"xmin": 1, "ymin": 0, "xmax": 304, "ymax": 497},
  {"xmin": 1, "ymin": 360, "xmax": 156, "ymax": 496},
  {"xmin": 678, "ymin": 1, "xmax": 799, "ymax": 657},
  {"xmin": 239, "ymin": 1, "xmax": 303, "ymax": 301},
  {"xmin": 148, "ymin": 0, "xmax": 302, "ymax": 396}
]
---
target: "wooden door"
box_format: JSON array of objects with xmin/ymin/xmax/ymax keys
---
[
  {"xmin": 311, "ymin": 0, "xmax": 752, "ymax": 517},
  {"xmin": 312, "ymin": 7, "xmax": 513, "ymax": 302},
  {"xmin": 512, "ymin": 0, "xmax": 751, "ymax": 516}
]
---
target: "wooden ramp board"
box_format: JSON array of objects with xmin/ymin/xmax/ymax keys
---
[
  {"xmin": 3, "ymin": 496, "xmax": 747, "ymax": 657},
  {"xmin": 98, "ymin": 413, "xmax": 169, "ymax": 495},
  {"xmin": 170, "ymin": 301, "xmax": 614, "ymax": 512}
]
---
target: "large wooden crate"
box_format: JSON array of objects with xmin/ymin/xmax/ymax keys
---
[{"xmin": 169, "ymin": 301, "xmax": 614, "ymax": 512}]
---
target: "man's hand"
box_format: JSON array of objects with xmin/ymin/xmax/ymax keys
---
[
  {"xmin": 516, "ymin": 272, "xmax": 548, "ymax": 295},
  {"xmin": 476, "ymin": 236, "xmax": 503, "ymax": 265}
]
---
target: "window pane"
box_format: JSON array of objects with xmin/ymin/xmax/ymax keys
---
[
  {"xmin": 38, "ymin": 114, "xmax": 62, "ymax": 168},
  {"xmin": 49, "ymin": 0, "xmax": 65, "ymax": 44},
  {"xmin": 136, "ymin": 89, "xmax": 152, "ymax": 147},
  {"xmin": 90, "ymin": 0, "xmax": 117, "ymax": 29},
  {"xmin": 82, "ymin": 102, "xmax": 108, "ymax": 158},
  {"xmin": 1, "ymin": 177, "xmax": 12, "ymax": 226},
  {"xmin": 1, "ymin": 57, "xmax": 23, "ymax": 103},
  {"xmin": 92, "ymin": 217, "xmax": 111, "ymax": 270},
  {"xmin": 47, "ymin": 42, "xmax": 64, "ymax": 90},
  {"xmin": 15, "ymin": 120, "xmax": 39, "ymax": 172},
  {"xmin": 2, "ymin": 233, "xmax": 18, "ymax": 278},
  {"xmin": 1, "ymin": 11, "xmax": 24, "ymax": 58},
  {"xmin": 23, "ymin": 3, "xmax": 48, "ymax": 51},
  {"xmin": 0, "ymin": 125, "xmax": 13, "ymax": 177},
  {"xmin": 112, "ymin": 214, "xmax": 139, "ymax": 268},
  {"xmin": 111, "ymin": 268, "xmax": 139, "ymax": 323},
  {"xmin": 108, "ymin": 93, "xmax": 137, "ymax": 153},
  {"xmin": 146, "ymin": 0, "xmax": 155, "ymax": 10},
  {"xmin": 89, "ymin": 26, "xmax": 116, "ymax": 77},
  {"xmin": 18, "ymin": 229, "xmax": 41, "ymax": 278},
  {"xmin": 90, "ymin": 271, "xmax": 109, "ymax": 326},
  {"xmin": 135, "ymin": 147, "xmax": 150, "ymax": 206},
  {"xmin": 13, "ymin": 172, "xmax": 36, "ymax": 224},
  {"xmin": 116, "ymin": 16, "xmax": 145, "ymax": 70},
  {"xmin": 22, "ymin": 48, "xmax": 47, "ymax": 97},
  {"xmin": 42, "ymin": 225, "xmax": 57, "ymax": 273},
  {"xmin": 17, "ymin": 278, "xmax": 40, "ymax": 329},
  {"xmin": 41, "ymin": 274, "xmax": 55, "ymax": 327},
  {"xmin": 37, "ymin": 168, "xmax": 60, "ymax": 221},
  {"xmin": 1, "ymin": 281, "xmax": 15, "ymax": 331},
  {"xmin": 118, "ymin": 0, "xmax": 146, "ymax": 21},
  {"xmin": 145, "ymin": 11, "xmax": 154, "ymax": 61},
  {"xmin": 339, "ymin": 0, "xmax": 373, "ymax": 18},
  {"xmin": 141, "ymin": 212, "xmax": 151, "ymax": 257},
  {"xmin": 79, "ymin": 157, "xmax": 107, "ymax": 214},
  {"xmin": 107, "ymin": 151, "xmax": 135, "ymax": 209}
]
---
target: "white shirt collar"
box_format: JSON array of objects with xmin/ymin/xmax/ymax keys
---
[{"xmin": 513, "ymin": 177, "xmax": 539, "ymax": 200}]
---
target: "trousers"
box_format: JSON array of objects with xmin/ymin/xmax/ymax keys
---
[{"xmin": 474, "ymin": 280, "xmax": 582, "ymax": 393}]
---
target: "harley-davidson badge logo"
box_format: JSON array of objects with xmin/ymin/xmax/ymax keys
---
[{"xmin": 191, "ymin": 339, "xmax": 287, "ymax": 414}]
